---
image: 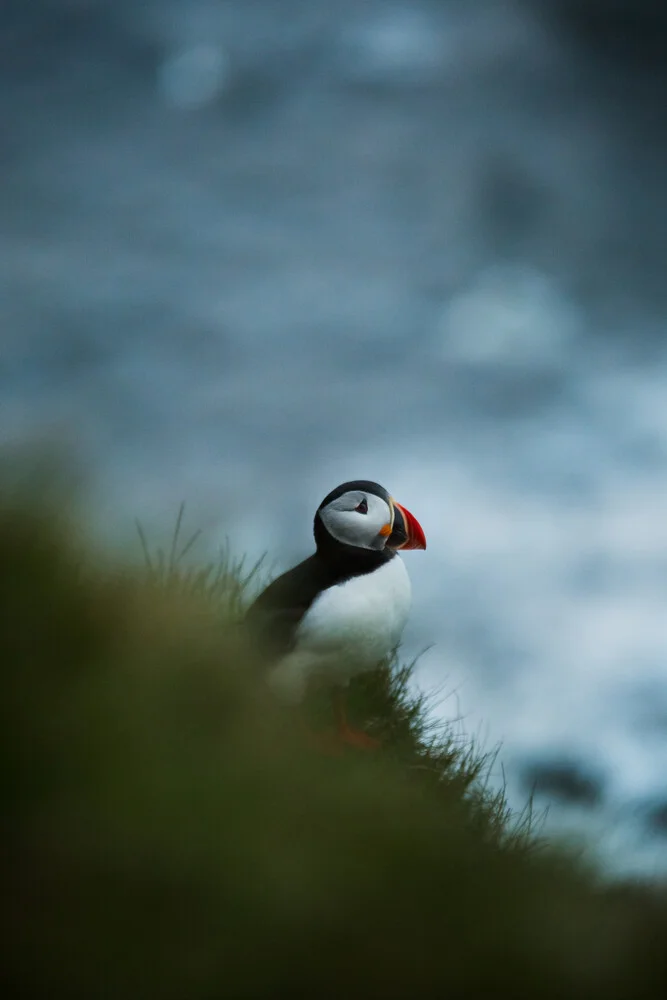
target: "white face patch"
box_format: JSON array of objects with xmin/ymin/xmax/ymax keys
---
[{"xmin": 318, "ymin": 490, "xmax": 392, "ymax": 550}]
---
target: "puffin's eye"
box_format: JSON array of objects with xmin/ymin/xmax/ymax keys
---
[{"xmin": 355, "ymin": 498, "xmax": 368, "ymax": 514}]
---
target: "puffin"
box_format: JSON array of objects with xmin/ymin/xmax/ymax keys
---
[{"xmin": 246, "ymin": 480, "xmax": 426, "ymax": 749}]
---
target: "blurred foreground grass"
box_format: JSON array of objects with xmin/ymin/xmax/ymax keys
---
[{"xmin": 2, "ymin": 487, "xmax": 667, "ymax": 999}]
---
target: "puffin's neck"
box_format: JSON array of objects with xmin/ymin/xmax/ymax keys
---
[{"xmin": 313, "ymin": 516, "xmax": 394, "ymax": 578}]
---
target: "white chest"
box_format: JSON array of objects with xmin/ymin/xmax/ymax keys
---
[{"xmin": 269, "ymin": 556, "xmax": 412, "ymax": 700}]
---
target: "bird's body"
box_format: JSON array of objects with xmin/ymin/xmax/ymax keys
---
[
  {"xmin": 265, "ymin": 553, "xmax": 411, "ymax": 702},
  {"xmin": 246, "ymin": 479, "xmax": 426, "ymax": 748}
]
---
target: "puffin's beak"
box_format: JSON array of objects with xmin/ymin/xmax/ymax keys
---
[{"xmin": 386, "ymin": 499, "xmax": 427, "ymax": 551}]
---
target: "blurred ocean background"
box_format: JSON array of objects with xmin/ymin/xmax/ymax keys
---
[{"xmin": 2, "ymin": 0, "xmax": 666, "ymax": 876}]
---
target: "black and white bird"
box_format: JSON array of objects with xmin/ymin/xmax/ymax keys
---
[{"xmin": 246, "ymin": 480, "xmax": 426, "ymax": 748}]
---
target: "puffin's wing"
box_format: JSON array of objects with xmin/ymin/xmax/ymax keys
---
[{"xmin": 245, "ymin": 555, "xmax": 331, "ymax": 662}]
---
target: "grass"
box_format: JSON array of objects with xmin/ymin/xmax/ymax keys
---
[
  {"xmin": 136, "ymin": 505, "xmax": 526, "ymax": 852},
  {"xmin": 2, "ymin": 489, "xmax": 667, "ymax": 999}
]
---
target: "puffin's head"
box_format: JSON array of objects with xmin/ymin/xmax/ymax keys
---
[{"xmin": 315, "ymin": 480, "xmax": 426, "ymax": 553}]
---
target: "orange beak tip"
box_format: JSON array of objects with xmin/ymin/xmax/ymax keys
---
[{"xmin": 392, "ymin": 501, "xmax": 427, "ymax": 551}]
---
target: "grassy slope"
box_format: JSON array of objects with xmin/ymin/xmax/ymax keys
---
[{"xmin": 1, "ymin": 494, "xmax": 667, "ymax": 999}]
